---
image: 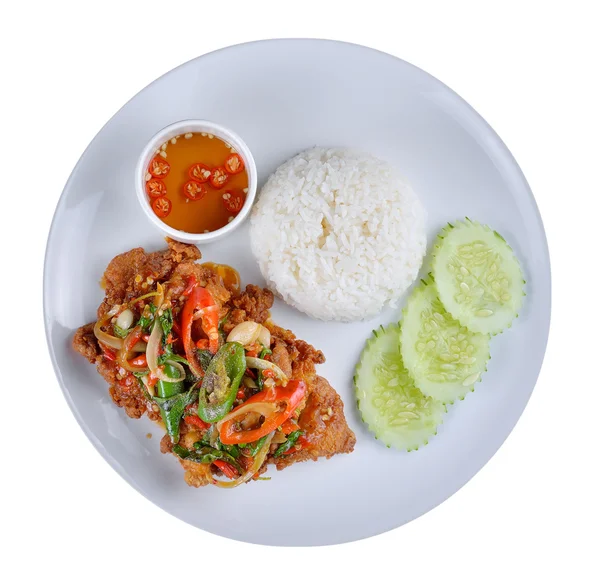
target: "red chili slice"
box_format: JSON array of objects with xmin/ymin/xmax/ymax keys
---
[
  {"xmin": 222, "ymin": 191, "xmax": 245, "ymax": 214},
  {"xmin": 189, "ymin": 163, "xmax": 212, "ymax": 183},
  {"xmin": 213, "ymin": 459, "xmax": 238, "ymax": 479},
  {"xmin": 224, "ymin": 153, "xmax": 245, "ymax": 175},
  {"xmin": 146, "ymin": 178, "xmax": 167, "ymax": 198},
  {"xmin": 183, "ymin": 180, "xmax": 208, "ymax": 201},
  {"xmin": 210, "ymin": 167, "xmax": 229, "ymax": 189},
  {"xmin": 184, "ymin": 415, "xmax": 210, "ymax": 431},
  {"xmin": 101, "ymin": 345, "xmax": 116, "ymax": 361},
  {"xmin": 148, "ymin": 157, "xmax": 170, "ymax": 178},
  {"xmin": 129, "ymin": 354, "xmax": 147, "ymax": 368},
  {"xmin": 152, "ymin": 197, "xmax": 172, "ymax": 218}
]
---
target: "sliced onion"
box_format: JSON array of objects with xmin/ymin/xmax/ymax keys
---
[
  {"xmin": 94, "ymin": 306, "xmax": 148, "ymax": 352},
  {"xmin": 245, "ymin": 357, "xmax": 288, "ymax": 384},
  {"xmin": 242, "ymin": 376, "xmax": 258, "ymax": 389},
  {"xmin": 272, "ymin": 431, "xmax": 287, "ymax": 444},
  {"xmin": 146, "ymin": 321, "xmax": 185, "ymax": 383},
  {"xmin": 192, "ymin": 304, "xmax": 220, "ymax": 321},
  {"xmin": 116, "ymin": 348, "xmax": 147, "ymax": 373},
  {"xmin": 146, "ymin": 320, "xmax": 162, "ymax": 373},
  {"xmin": 129, "ymin": 290, "xmax": 161, "ymax": 305},
  {"xmin": 140, "ymin": 375, "xmax": 155, "ymax": 397},
  {"xmin": 160, "ymin": 360, "xmax": 186, "ymax": 382},
  {"xmin": 212, "ymin": 432, "xmax": 274, "ymax": 489},
  {"xmin": 116, "ymin": 327, "xmax": 148, "ymax": 373},
  {"xmin": 216, "ymin": 400, "xmax": 278, "ymax": 431},
  {"xmin": 154, "ymin": 282, "xmax": 165, "ymax": 308},
  {"xmin": 93, "ymin": 306, "xmax": 122, "ymax": 349},
  {"xmin": 262, "ymin": 378, "xmax": 276, "ymax": 390}
]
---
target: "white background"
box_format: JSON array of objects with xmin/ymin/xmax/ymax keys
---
[{"xmin": 2, "ymin": 0, "xmax": 598, "ymax": 582}]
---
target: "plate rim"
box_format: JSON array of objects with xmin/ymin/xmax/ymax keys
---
[{"xmin": 43, "ymin": 38, "xmax": 552, "ymax": 546}]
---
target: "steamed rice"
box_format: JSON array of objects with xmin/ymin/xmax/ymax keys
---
[{"xmin": 250, "ymin": 148, "xmax": 427, "ymax": 321}]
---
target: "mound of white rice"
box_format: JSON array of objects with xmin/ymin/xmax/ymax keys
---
[{"xmin": 250, "ymin": 148, "xmax": 427, "ymax": 321}]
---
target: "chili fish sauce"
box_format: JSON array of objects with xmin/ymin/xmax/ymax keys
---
[{"xmin": 145, "ymin": 133, "xmax": 248, "ymax": 233}]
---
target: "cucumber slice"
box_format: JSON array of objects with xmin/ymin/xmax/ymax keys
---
[
  {"xmin": 400, "ymin": 278, "xmax": 490, "ymax": 403},
  {"xmin": 431, "ymin": 219, "xmax": 525, "ymax": 335},
  {"xmin": 355, "ymin": 323, "xmax": 446, "ymax": 451}
]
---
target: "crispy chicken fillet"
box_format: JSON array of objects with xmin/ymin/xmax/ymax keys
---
[
  {"xmin": 273, "ymin": 375, "xmax": 356, "ymax": 469},
  {"xmin": 181, "ymin": 297, "xmax": 356, "ymax": 486},
  {"xmin": 73, "ymin": 243, "xmax": 355, "ymax": 487},
  {"xmin": 264, "ymin": 323, "xmax": 356, "ymax": 471},
  {"xmin": 72, "ymin": 239, "xmax": 208, "ymax": 420}
]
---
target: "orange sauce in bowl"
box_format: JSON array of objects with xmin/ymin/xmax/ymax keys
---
[{"xmin": 145, "ymin": 133, "xmax": 249, "ymax": 234}]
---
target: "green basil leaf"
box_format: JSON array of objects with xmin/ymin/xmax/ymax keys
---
[
  {"xmin": 159, "ymin": 308, "xmax": 173, "ymax": 337},
  {"xmin": 192, "ymin": 440, "xmax": 212, "ymax": 450},
  {"xmin": 153, "ymin": 386, "xmax": 198, "ymax": 443},
  {"xmin": 248, "ymin": 435, "xmax": 268, "ymax": 457},
  {"xmin": 214, "ymin": 435, "xmax": 240, "ymax": 458},
  {"xmin": 172, "ymin": 444, "xmax": 192, "ymax": 458},
  {"xmin": 157, "ymin": 346, "xmax": 171, "ymax": 366},
  {"xmin": 137, "ymin": 303, "xmax": 157, "ymax": 332},
  {"xmin": 274, "ymin": 430, "xmax": 304, "ymax": 457},
  {"xmin": 173, "ymin": 443, "xmax": 242, "ymax": 472},
  {"xmin": 167, "ymin": 354, "xmax": 191, "ymax": 367}
]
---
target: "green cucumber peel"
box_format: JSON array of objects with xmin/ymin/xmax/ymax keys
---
[
  {"xmin": 354, "ymin": 323, "xmax": 446, "ymax": 452},
  {"xmin": 431, "ymin": 218, "xmax": 525, "ymax": 335},
  {"xmin": 399, "ymin": 276, "xmax": 491, "ymax": 404}
]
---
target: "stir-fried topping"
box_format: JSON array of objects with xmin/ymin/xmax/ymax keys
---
[
  {"xmin": 181, "ymin": 279, "xmax": 220, "ymax": 375},
  {"xmin": 91, "ymin": 275, "xmax": 311, "ymax": 488},
  {"xmin": 245, "ymin": 357, "xmax": 288, "ymax": 385},
  {"xmin": 217, "ymin": 380, "xmax": 307, "ymax": 445}
]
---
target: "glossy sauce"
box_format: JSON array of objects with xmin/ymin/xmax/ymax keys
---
[
  {"xmin": 146, "ymin": 133, "xmax": 248, "ymax": 233},
  {"xmin": 202, "ymin": 262, "xmax": 241, "ymax": 293}
]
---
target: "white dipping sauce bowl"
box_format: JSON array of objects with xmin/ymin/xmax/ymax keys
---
[{"xmin": 135, "ymin": 119, "xmax": 257, "ymax": 244}]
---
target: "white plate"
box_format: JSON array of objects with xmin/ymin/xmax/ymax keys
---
[{"xmin": 44, "ymin": 39, "xmax": 550, "ymax": 546}]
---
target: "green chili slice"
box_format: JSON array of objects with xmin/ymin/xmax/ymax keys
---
[
  {"xmin": 259, "ymin": 347, "xmax": 272, "ymax": 359},
  {"xmin": 197, "ymin": 342, "xmax": 246, "ymax": 423},
  {"xmin": 156, "ymin": 362, "xmax": 184, "ymax": 400},
  {"xmin": 197, "ymin": 349, "xmax": 214, "ymax": 372}
]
